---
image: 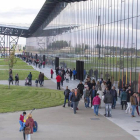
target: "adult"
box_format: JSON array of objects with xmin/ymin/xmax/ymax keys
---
[
  {"xmin": 60, "ymin": 71, "xmax": 64, "ymax": 86},
  {"xmin": 56, "ymin": 74, "xmax": 61, "ymax": 90},
  {"xmin": 104, "ymin": 89, "xmax": 113, "ymax": 117},
  {"xmin": 15, "ymin": 74, "xmax": 19, "ymax": 85},
  {"xmin": 120, "ymin": 87, "xmax": 127, "ymax": 110},
  {"xmin": 9, "ymin": 74, "xmax": 13, "ymax": 85},
  {"xmin": 92, "ymin": 93, "xmax": 101, "ymax": 116},
  {"xmin": 19, "ymin": 111, "xmax": 26, "ymax": 131},
  {"xmin": 90, "ymin": 79, "xmax": 96, "ymax": 89},
  {"xmin": 101, "ymin": 81, "xmax": 106, "ymax": 93},
  {"xmin": 42, "ymin": 61, "xmax": 45, "ymax": 68},
  {"xmin": 106, "ymin": 79, "xmax": 112, "ymax": 90},
  {"xmin": 69, "ymin": 69, "xmax": 73, "ymax": 80},
  {"xmin": 126, "ymin": 90, "xmax": 132, "ymax": 114},
  {"xmin": 90, "ymin": 86, "xmax": 97, "ymax": 107},
  {"xmin": 73, "ymin": 68, "xmax": 77, "ymax": 80},
  {"xmin": 110, "ymin": 86, "xmax": 117, "ymax": 109},
  {"xmin": 38, "ymin": 72, "xmax": 42, "ymax": 85},
  {"xmin": 63, "ymin": 86, "xmax": 71, "ymax": 107},
  {"xmin": 51, "ymin": 69, "xmax": 54, "ymax": 79},
  {"xmin": 28, "ymin": 72, "xmax": 32, "ymax": 84},
  {"xmin": 77, "ymin": 81, "xmax": 84, "ymax": 98},
  {"xmin": 69, "ymin": 89, "xmax": 75, "ymax": 109},
  {"xmin": 130, "ymin": 93, "xmax": 137, "ymax": 117},
  {"xmin": 84, "ymin": 87, "xmax": 90, "ymax": 108},
  {"xmin": 95, "ymin": 81, "xmax": 101, "ymax": 91},
  {"xmin": 89, "ymin": 68, "xmax": 93, "ymax": 77},
  {"xmin": 25, "ymin": 114, "xmax": 35, "ymax": 140},
  {"xmin": 70, "ymin": 89, "xmax": 80, "ymax": 114},
  {"xmin": 65, "ymin": 71, "xmax": 70, "ymax": 82},
  {"xmin": 97, "ymin": 87, "xmax": 103, "ymax": 107}
]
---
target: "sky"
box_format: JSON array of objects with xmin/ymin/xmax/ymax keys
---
[{"xmin": 0, "ymin": 0, "xmax": 46, "ymax": 45}]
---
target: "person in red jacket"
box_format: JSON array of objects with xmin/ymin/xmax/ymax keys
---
[
  {"xmin": 56, "ymin": 74, "xmax": 61, "ymax": 90},
  {"xmin": 92, "ymin": 93, "xmax": 101, "ymax": 116},
  {"xmin": 51, "ymin": 69, "xmax": 54, "ymax": 79},
  {"xmin": 42, "ymin": 61, "xmax": 45, "ymax": 68},
  {"xmin": 19, "ymin": 111, "xmax": 26, "ymax": 131}
]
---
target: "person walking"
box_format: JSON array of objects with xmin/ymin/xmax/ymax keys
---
[
  {"xmin": 84, "ymin": 87, "xmax": 90, "ymax": 108},
  {"xmin": 126, "ymin": 90, "xmax": 132, "ymax": 114},
  {"xmin": 97, "ymin": 87, "xmax": 103, "ymax": 107},
  {"xmin": 65, "ymin": 71, "xmax": 70, "ymax": 83},
  {"xmin": 60, "ymin": 71, "xmax": 64, "ymax": 86},
  {"xmin": 101, "ymin": 81, "xmax": 106, "ymax": 93},
  {"xmin": 15, "ymin": 74, "xmax": 19, "ymax": 85},
  {"xmin": 110, "ymin": 86, "xmax": 117, "ymax": 109},
  {"xmin": 70, "ymin": 69, "xmax": 73, "ymax": 80},
  {"xmin": 77, "ymin": 81, "xmax": 84, "ymax": 98},
  {"xmin": 28, "ymin": 72, "xmax": 32, "ymax": 84},
  {"xmin": 56, "ymin": 74, "xmax": 61, "ymax": 90},
  {"xmin": 73, "ymin": 68, "xmax": 77, "ymax": 80},
  {"xmin": 69, "ymin": 89, "xmax": 75, "ymax": 109},
  {"xmin": 92, "ymin": 93, "xmax": 101, "ymax": 116},
  {"xmin": 42, "ymin": 61, "xmax": 45, "ymax": 68},
  {"xmin": 120, "ymin": 87, "xmax": 127, "ymax": 110},
  {"xmin": 70, "ymin": 89, "xmax": 80, "ymax": 114},
  {"xmin": 95, "ymin": 81, "xmax": 101, "ymax": 91},
  {"xmin": 9, "ymin": 74, "xmax": 13, "ymax": 85},
  {"xmin": 51, "ymin": 69, "xmax": 54, "ymax": 79},
  {"xmin": 63, "ymin": 86, "xmax": 71, "ymax": 107},
  {"xmin": 90, "ymin": 86, "xmax": 97, "ymax": 107},
  {"xmin": 25, "ymin": 114, "xmax": 35, "ymax": 140},
  {"xmin": 104, "ymin": 90, "xmax": 113, "ymax": 117},
  {"xmin": 130, "ymin": 93, "xmax": 137, "ymax": 117}
]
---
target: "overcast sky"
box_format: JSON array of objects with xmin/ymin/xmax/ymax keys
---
[{"xmin": 0, "ymin": 0, "xmax": 46, "ymax": 45}]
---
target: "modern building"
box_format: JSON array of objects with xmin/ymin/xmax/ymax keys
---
[{"xmin": 4, "ymin": 0, "xmax": 140, "ymax": 92}]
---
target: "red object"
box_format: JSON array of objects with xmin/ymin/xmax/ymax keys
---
[
  {"xmin": 51, "ymin": 69, "xmax": 54, "ymax": 74},
  {"xmin": 56, "ymin": 75, "xmax": 61, "ymax": 82},
  {"xmin": 92, "ymin": 96, "xmax": 101, "ymax": 105},
  {"xmin": 42, "ymin": 61, "xmax": 45, "ymax": 65},
  {"xmin": 19, "ymin": 114, "xmax": 24, "ymax": 122},
  {"xmin": 76, "ymin": 108, "xmax": 79, "ymax": 110}
]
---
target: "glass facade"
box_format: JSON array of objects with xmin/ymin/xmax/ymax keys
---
[{"xmin": 26, "ymin": 0, "xmax": 140, "ymax": 92}]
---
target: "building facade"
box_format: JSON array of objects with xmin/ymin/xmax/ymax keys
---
[{"xmin": 26, "ymin": 0, "xmax": 140, "ymax": 92}]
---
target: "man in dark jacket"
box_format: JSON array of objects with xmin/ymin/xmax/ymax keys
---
[
  {"xmin": 90, "ymin": 86, "xmax": 97, "ymax": 107},
  {"xmin": 63, "ymin": 86, "xmax": 71, "ymax": 107},
  {"xmin": 77, "ymin": 81, "xmax": 84, "ymax": 98},
  {"xmin": 28, "ymin": 72, "xmax": 32, "ymax": 83},
  {"xmin": 110, "ymin": 86, "xmax": 117, "ymax": 109},
  {"xmin": 104, "ymin": 90, "xmax": 113, "ymax": 117},
  {"xmin": 107, "ymin": 79, "xmax": 112, "ymax": 90},
  {"xmin": 70, "ymin": 89, "xmax": 80, "ymax": 114}
]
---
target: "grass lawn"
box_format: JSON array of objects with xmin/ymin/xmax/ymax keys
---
[
  {"xmin": 0, "ymin": 65, "xmax": 33, "ymax": 70},
  {"xmin": 0, "ymin": 59, "xmax": 27, "ymax": 65},
  {"xmin": 0, "ymin": 85, "xmax": 64, "ymax": 113},
  {"xmin": 0, "ymin": 70, "xmax": 48, "ymax": 80}
]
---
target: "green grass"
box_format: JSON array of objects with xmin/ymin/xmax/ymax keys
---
[
  {"xmin": 0, "ymin": 85, "xmax": 64, "ymax": 113},
  {"xmin": 0, "ymin": 70, "xmax": 48, "ymax": 80},
  {"xmin": 0, "ymin": 59, "xmax": 26, "ymax": 65},
  {"xmin": 0, "ymin": 65, "xmax": 33, "ymax": 70}
]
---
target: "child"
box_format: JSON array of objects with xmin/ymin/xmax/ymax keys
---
[
  {"xmin": 19, "ymin": 111, "xmax": 26, "ymax": 131},
  {"xmin": 35, "ymin": 78, "xmax": 39, "ymax": 87}
]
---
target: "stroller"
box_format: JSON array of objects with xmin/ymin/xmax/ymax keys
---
[{"xmin": 25, "ymin": 78, "xmax": 32, "ymax": 86}]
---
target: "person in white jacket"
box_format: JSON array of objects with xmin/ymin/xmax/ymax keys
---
[
  {"xmin": 97, "ymin": 87, "xmax": 103, "ymax": 108},
  {"xmin": 65, "ymin": 72, "xmax": 70, "ymax": 82},
  {"xmin": 101, "ymin": 81, "xmax": 106, "ymax": 93}
]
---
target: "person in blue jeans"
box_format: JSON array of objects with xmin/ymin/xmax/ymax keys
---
[
  {"xmin": 84, "ymin": 87, "xmax": 90, "ymax": 108},
  {"xmin": 19, "ymin": 112, "xmax": 26, "ymax": 131},
  {"xmin": 69, "ymin": 89, "xmax": 75, "ymax": 108},
  {"xmin": 73, "ymin": 68, "xmax": 77, "ymax": 80},
  {"xmin": 110, "ymin": 86, "xmax": 117, "ymax": 109},
  {"xmin": 92, "ymin": 93, "xmax": 101, "ymax": 116},
  {"xmin": 130, "ymin": 93, "xmax": 137, "ymax": 117}
]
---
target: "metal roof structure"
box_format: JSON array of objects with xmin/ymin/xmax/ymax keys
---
[{"xmin": 0, "ymin": 0, "xmax": 86, "ymax": 38}]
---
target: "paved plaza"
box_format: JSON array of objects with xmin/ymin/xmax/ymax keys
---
[{"xmin": 0, "ymin": 63, "xmax": 140, "ymax": 139}]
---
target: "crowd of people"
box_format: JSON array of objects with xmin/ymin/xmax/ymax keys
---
[{"xmin": 60, "ymin": 72, "xmax": 140, "ymax": 118}]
